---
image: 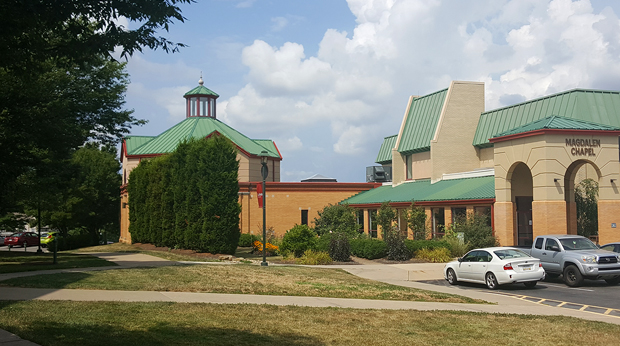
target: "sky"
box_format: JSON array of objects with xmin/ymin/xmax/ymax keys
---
[{"xmin": 120, "ymin": 0, "xmax": 620, "ymax": 183}]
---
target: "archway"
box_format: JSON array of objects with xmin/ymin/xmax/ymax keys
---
[
  {"xmin": 508, "ymin": 162, "xmax": 533, "ymax": 246},
  {"xmin": 564, "ymin": 160, "xmax": 601, "ymax": 239}
]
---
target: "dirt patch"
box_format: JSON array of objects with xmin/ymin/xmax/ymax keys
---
[{"xmin": 132, "ymin": 243, "xmax": 226, "ymax": 260}]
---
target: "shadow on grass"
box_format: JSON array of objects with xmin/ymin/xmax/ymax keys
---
[
  {"xmin": 0, "ymin": 272, "xmax": 94, "ymax": 289},
  {"xmin": 0, "ymin": 252, "xmax": 116, "ymax": 274},
  {"xmin": 2, "ymin": 321, "xmax": 324, "ymax": 346}
]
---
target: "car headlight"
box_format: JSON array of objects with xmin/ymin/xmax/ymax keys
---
[{"xmin": 581, "ymin": 255, "xmax": 597, "ymax": 264}]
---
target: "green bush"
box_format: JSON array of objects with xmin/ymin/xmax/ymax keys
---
[
  {"xmin": 452, "ymin": 214, "xmax": 498, "ymax": 249},
  {"xmin": 350, "ymin": 238, "xmax": 387, "ymax": 260},
  {"xmin": 315, "ymin": 233, "xmax": 331, "ymax": 253},
  {"xmin": 444, "ymin": 237, "xmax": 470, "ymax": 257},
  {"xmin": 384, "ymin": 227, "xmax": 411, "ymax": 261},
  {"xmin": 404, "ymin": 239, "xmax": 451, "ymax": 255},
  {"xmin": 51, "ymin": 233, "xmax": 94, "ymax": 251},
  {"xmin": 313, "ymin": 204, "xmax": 359, "ymax": 237},
  {"xmin": 238, "ymin": 233, "xmax": 260, "ymax": 247},
  {"xmin": 280, "ymin": 225, "xmax": 318, "ymax": 257},
  {"xmin": 415, "ymin": 248, "xmax": 453, "ymax": 263},
  {"xmin": 329, "ymin": 232, "xmax": 351, "ymax": 262},
  {"xmin": 296, "ymin": 250, "xmax": 333, "ymax": 265}
]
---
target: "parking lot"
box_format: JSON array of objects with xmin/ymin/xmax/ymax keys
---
[{"xmin": 423, "ymin": 276, "xmax": 620, "ymax": 311}]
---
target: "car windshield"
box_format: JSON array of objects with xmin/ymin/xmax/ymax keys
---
[
  {"xmin": 559, "ymin": 238, "xmax": 598, "ymax": 250},
  {"xmin": 494, "ymin": 249, "xmax": 530, "ymax": 260}
]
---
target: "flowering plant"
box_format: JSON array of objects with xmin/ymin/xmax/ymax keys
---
[{"xmin": 252, "ymin": 240, "xmax": 279, "ymax": 256}]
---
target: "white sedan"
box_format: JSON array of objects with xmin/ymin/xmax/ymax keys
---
[{"xmin": 444, "ymin": 247, "xmax": 545, "ymax": 289}]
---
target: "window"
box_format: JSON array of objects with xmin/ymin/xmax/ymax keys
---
[
  {"xmin": 534, "ymin": 237, "xmax": 543, "ymax": 249},
  {"xmin": 474, "ymin": 206, "xmax": 492, "ymax": 226},
  {"xmin": 432, "ymin": 208, "xmax": 445, "ymax": 238},
  {"xmin": 369, "ymin": 209, "xmax": 378, "ymax": 238},
  {"xmin": 452, "ymin": 207, "xmax": 466, "ymax": 224},
  {"xmin": 190, "ymin": 97, "xmax": 197, "ymax": 116},
  {"xmin": 462, "ymin": 251, "xmax": 477, "ymax": 262},
  {"xmin": 356, "ymin": 209, "xmax": 364, "ymax": 233},
  {"xmin": 478, "ymin": 251, "xmax": 492, "ymax": 262},
  {"xmin": 406, "ymin": 155, "xmax": 412, "ymax": 180},
  {"xmin": 301, "ymin": 210, "xmax": 308, "ymax": 226},
  {"xmin": 200, "ymin": 98, "xmax": 207, "ymax": 116},
  {"xmin": 545, "ymin": 238, "xmax": 559, "ymax": 251}
]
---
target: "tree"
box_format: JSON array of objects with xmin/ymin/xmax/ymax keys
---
[
  {"xmin": 0, "ymin": 0, "xmax": 193, "ymax": 213},
  {"xmin": 377, "ymin": 202, "xmax": 410, "ymax": 261},
  {"xmin": 25, "ymin": 144, "xmax": 122, "ymax": 244},
  {"xmin": 406, "ymin": 201, "xmax": 428, "ymax": 240},
  {"xmin": 575, "ymin": 178, "xmax": 598, "ymax": 238},
  {"xmin": 0, "ymin": 0, "xmax": 193, "ymax": 70},
  {"xmin": 313, "ymin": 204, "xmax": 359, "ymax": 237}
]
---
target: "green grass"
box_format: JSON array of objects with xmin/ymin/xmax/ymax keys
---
[
  {"xmin": 0, "ymin": 301, "xmax": 618, "ymax": 346},
  {"xmin": 0, "ymin": 264, "xmax": 479, "ymax": 303},
  {"xmin": 0, "ymin": 252, "xmax": 116, "ymax": 274}
]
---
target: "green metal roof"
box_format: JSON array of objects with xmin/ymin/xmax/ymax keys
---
[
  {"xmin": 124, "ymin": 136, "xmax": 156, "ymax": 153},
  {"xmin": 184, "ymin": 85, "xmax": 219, "ymax": 97},
  {"xmin": 341, "ymin": 176, "xmax": 495, "ymax": 205},
  {"xmin": 375, "ymin": 135, "xmax": 397, "ymax": 164},
  {"xmin": 126, "ymin": 117, "xmax": 280, "ymax": 158},
  {"xmin": 474, "ymin": 89, "xmax": 620, "ymax": 148},
  {"xmin": 397, "ymin": 89, "xmax": 448, "ymax": 155},
  {"xmin": 493, "ymin": 115, "xmax": 620, "ymax": 138}
]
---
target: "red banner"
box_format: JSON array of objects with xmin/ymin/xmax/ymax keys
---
[{"xmin": 257, "ymin": 183, "xmax": 263, "ymax": 208}]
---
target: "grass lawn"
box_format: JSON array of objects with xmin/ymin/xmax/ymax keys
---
[
  {"xmin": 0, "ymin": 252, "xmax": 116, "ymax": 274},
  {"xmin": 0, "ymin": 301, "xmax": 619, "ymax": 346},
  {"xmin": 0, "ymin": 264, "xmax": 480, "ymax": 303}
]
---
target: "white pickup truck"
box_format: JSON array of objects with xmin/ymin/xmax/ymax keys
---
[{"xmin": 529, "ymin": 235, "xmax": 620, "ymax": 287}]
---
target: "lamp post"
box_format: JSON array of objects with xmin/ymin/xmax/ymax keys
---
[{"xmin": 259, "ymin": 150, "xmax": 269, "ymax": 267}]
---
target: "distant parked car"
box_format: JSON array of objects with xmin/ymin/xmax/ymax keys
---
[
  {"xmin": 0, "ymin": 232, "xmax": 13, "ymax": 246},
  {"xmin": 40, "ymin": 232, "xmax": 58, "ymax": 247},
  {"xmin": 600, "ymin": 243, "xmax": 620, "ymax": 253},
  {"xmin": 3, "ymin": 232, "xmax": 40, "ymax": 248},
  {"xmin": 444, "ymin": 247, "xmax": 545, "ymax": 289}
]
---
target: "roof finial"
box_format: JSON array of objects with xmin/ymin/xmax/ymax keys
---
[{"xmin": 199, "ymin": 72, "xmax": 204, "ymax": 86}]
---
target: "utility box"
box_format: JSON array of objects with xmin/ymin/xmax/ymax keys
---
[{"xmin": 366, "ymin": 166, "xmax": 392, "ymax": 183}]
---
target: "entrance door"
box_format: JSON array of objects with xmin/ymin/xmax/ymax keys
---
[{"xmin": 515, "ymin": 197, "xmax": 533, "ymax": 246}]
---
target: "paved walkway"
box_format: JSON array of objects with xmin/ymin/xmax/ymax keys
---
[{"xmin": 1, "ymin": 253, "xmax": 619, "ymax": 345}]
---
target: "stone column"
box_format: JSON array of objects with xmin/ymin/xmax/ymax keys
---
[
  {"xmin": 493, "ymin": 201, "xmax": 514, "ymax": 246},
  {"xmin": 532, "ymin": 200, "xmax": 567, "ymax": 239},
  {"xmin": 598, "ymin": 200, "xmax": 620, "ymax": 245}
]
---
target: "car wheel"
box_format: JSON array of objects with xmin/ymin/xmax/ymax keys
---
[
  {"xmin": 446, "ymin": 268, "xmax": 458, "ymax": 285},
  {"xmin": 524, "ymin": 281, "xmax": 537, "ymax": 288},
  {"xmin": 485, "ymin": 272, "xmax": 499, "ymax": 290},
  {"xmin": 563, "ymin": 265, "xmax": 584, "ymax": 287},
  {"xmin": 604, "ymin": 276, "xmax": 620, "ymax": 285}
]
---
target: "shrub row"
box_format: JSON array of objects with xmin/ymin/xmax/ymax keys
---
[
  {"xmin": 238, "ymin": 233, "xmax": 261, "ymax": 247},
  {"xmin": 127, "ymin": 136, "xmax": 241, "ymax": 254},
  {"xmin": 350, "ymin": 238, "xmax": 387, "ymax": 260},
  {"xmin": 404, "ymin": 239, "xmax": 451, "ymax": 255}
]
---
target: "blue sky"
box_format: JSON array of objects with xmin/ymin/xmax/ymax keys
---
[{"xmin": 121, "ymin": 0, "xmax": 620, "ymax": 182}]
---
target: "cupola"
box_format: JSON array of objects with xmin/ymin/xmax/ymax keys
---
[{"xmin": 183, "ymin": 75, "xmax": 219, "ymax": 118}]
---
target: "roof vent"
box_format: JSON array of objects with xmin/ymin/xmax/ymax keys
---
[{"xmin": 366, "ymin": 166, "xmax": 391, "ymax": 182}]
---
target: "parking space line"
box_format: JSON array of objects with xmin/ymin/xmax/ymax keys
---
[{"xmin": 483, "ymin": 290, "xmax": 620, "ymax": 319}]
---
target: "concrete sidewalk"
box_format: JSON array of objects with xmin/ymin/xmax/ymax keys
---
[{"xmin": 1, "ymin": 253, "xmax": 619, "ymax": 345}]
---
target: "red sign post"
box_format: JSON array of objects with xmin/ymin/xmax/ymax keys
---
[{"xmin": 256, "ymin": 182, "xmax": 264, "ymax": 208}]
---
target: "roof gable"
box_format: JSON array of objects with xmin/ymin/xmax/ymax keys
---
[
  {"xmin": 397, "ymin": 89, "xmax": 448, "ymax": 155},
  {"xmin": 375, "ymin": 135, "xmax": 397, "ymax": 164},
  {"xmin": 127, "ymin": 117, "xmax": 280, "ymax": 158},
  {"xmin": 493, "ymin": 115, "xmax": 620, "ymax": 138},
  {"xmin": 474, "ymin": 89, "xmax": 620, "ymax": 147},
  {"xmin": 184, "ymin": 85, "xmax": 219, "ymax": 97}
]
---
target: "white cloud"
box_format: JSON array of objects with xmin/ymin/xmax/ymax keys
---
[
  {"xmin": 236, "ymin": 0, "xmax": 256, "ymax": 9},
  {"xmin": 125, "ymin": 0, "xmax": 620, "ymax": 181}
]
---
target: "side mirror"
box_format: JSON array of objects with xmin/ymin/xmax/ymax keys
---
[{"xmin": 457, "ymin": 257, "xmax": 463, "ymax": 262}]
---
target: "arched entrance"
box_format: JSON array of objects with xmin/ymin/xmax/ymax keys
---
[
  {"xmin": 508, "ymin": 162, "xmax": 534, "ymax": 246},
  {"xmin": 564, "ymin": 160, "xmax": 601, "ymax": 238}
]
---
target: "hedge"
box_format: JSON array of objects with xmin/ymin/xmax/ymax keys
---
[
  {"xmin": 350, "ymin": 238, "xmax": 387, "ymax": 260},
  {"xmin": 128, "ymin": 136, "xmax": 241, "ymax": 254},
  {"xmin": 404, "ymin": 239, "xmax": 451, "ymax": 255}
]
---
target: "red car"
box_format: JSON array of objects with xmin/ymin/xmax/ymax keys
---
[{"xmin": 3, "ymin": 232, "xmax": 40, "ymax": 248}]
